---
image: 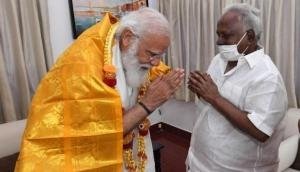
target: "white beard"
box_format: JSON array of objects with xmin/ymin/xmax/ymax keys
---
[{"xmin": 121, "ymin": 40, "xmax": 151, "ymax": 88}]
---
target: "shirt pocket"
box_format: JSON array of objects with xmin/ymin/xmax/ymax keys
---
[{"xmin": 219, "ymin": 81, "xmax": 243, "ymax": 108}]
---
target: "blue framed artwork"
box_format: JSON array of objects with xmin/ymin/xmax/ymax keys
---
[{"xmin": 69, "ymin": 0, "xmax": 148, "ymax": 38}]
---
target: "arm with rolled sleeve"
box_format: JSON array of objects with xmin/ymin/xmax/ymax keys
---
[
  {"xmin": 189, "ymin": 65, "xmax": 287, "ymax": 142},
  {"xmin": 245, "ymin": 74, "xmax": 288, "ymax": 137}
]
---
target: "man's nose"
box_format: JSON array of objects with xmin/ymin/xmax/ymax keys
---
[{"xmin": 150, "ymin": 57, "xmax": 160, "ymax": 66}]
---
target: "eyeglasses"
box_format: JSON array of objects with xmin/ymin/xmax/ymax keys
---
[
  {"xmin": 145, "ymin": 49, "xmax": 166, "ymax": 60},
  {"xmin": 132, "ymin": 34, "xmax": 167, "ymax": 60}
]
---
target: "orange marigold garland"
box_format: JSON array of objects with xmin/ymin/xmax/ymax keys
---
[
  {"xmin": 103, "ymin": 64, "xmax": 150, "ymax": 172},
  {"xmin": 123, "ymin": 131, "xmax": 137, "ymax": 171},
  {"xmin": 102, "ymin": 21, "xmax": 150, "ymax": 171},
  {"xmin": 123, "ymin": 118, "xmax": 150, "ymax": 172},
  {"xmin": 123, "ymin": 74, "xmax": 151, "ymax": 172}
]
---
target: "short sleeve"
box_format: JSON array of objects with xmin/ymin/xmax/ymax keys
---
[{"xmin": 245, "ymin": 74, "xmax": 287, "ymax": 136}]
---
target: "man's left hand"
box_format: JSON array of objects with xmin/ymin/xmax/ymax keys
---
[{"xmin": 188, "ymin": 71, "xmax": 220, "ymax": 103}]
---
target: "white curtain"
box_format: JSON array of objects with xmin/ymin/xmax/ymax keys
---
[
  {"xmin": 296, "ymin": 0, "xmax": 300, "ymax": 107},
  {"xmin": 158, "ymin": 0, "xmax": 219, "ymax": 100},
  {"xmin": 158, "ymin": 0, "xmax": 299, "ymax": 108},
  {"xmin": 0, "ymin": 0, "xmax": 53, "ymax": 123}
]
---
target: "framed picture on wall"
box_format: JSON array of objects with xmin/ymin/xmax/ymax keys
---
[{"xmin": 69, "ymin": 0, "xmax": 148, "ymax": 39}]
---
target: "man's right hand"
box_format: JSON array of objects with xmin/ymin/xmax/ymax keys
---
[{"xmin": 140, "ymin": 68, "xmax": 185, "ymax": 112}]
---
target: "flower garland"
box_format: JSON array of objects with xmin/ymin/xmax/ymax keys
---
[
  {"xmin": 103, "ymin": 21, "xmax": 150, "ymax": 172},
  {"xmin": 122, "ymin": 78, "xmax": 151, "ymax": 172},
  {"xmin": 103, "ymin": 67, "xmax": 150, "ymax": 172}
]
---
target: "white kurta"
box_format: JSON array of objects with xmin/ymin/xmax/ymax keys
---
[
  {"xmin": 112, "ymin": 43, "xmax": 155, "ymax": 172},
  {"xmin": 186, "ymin": 49, "xmax": 288, "ymax": 172}
]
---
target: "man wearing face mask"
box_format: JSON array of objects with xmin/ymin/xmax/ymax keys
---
[{"xmin": 187, "ymin": 3, "xmax": 287, "ymax": 172}]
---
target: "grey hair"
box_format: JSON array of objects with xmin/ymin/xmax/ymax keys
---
[
  {"xmin": 223, "ymin": 3, "xmax": 262, "ymax": 40},
  {"xmin": 115, "ymin": 7, "xmax": 170, "ymax": 40}
]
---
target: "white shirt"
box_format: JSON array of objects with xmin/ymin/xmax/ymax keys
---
[
  {"xmin": 112, "ymin": 43, "xmax": 155, "ymax": 172},
  {"xmin": 186, "ymin": 49, "xmax": 288, "ymax": 172}
]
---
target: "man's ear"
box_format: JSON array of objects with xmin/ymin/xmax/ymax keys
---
[
  {"xmin": 120, "ymin": 29, "xmax": 135, "ymax": 50},
  {"xmin": 246, "ymin": 29, "xmax": 256, "ymax": 42}
]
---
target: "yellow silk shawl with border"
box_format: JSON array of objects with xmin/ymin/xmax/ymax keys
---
[{"xmin": 15, "ymin": 13, "xmax": 170, "ymax": 172}]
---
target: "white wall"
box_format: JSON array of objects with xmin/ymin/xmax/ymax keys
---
[
  {"xmin": 148, "ymin": 0, "xmax": 158, "ymax": 9},
  {"xmin": 148, "ymin": 109, "xmax": 162, "ymax": 125},
  {"xmin": 48, "ymin": 0, "xmax": 74, "ymax": 60}
]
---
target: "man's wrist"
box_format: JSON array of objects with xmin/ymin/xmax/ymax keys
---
[
  {"xmin": 210, "ymin": 94, "xmax": 223, "ymax": 106},
  {"xmin": 138, "ymin": 101, "xmax": 154, "ymax": 115}
]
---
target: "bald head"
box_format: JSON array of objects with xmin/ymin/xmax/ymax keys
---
[
  {"xmin": 222, "ymin": 3, "xmax": 262, "ymax": 40},
  {"xmin": 216, "ymin": 4, "xmax": 261, "ymax": 55},
  {"xmin": 217, "ymin": 11, "xmax": 246, "ymax": 37}
]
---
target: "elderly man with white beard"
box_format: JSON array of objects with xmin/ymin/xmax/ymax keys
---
[{"xmin": 15, "ymin": 8, "xmax": 184, "ymax": 172}]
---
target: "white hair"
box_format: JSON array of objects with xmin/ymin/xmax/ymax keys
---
[
  {"xmin": 223, "ymin": 3, "xmax": 262, "ymax": 40},
  {"xmin": 121, "ymin": 38, "xmax": 149, "ymax": 87},
  {"xmin": 115, "ymin": 7, "xmax": 170, "ymax": 39}
]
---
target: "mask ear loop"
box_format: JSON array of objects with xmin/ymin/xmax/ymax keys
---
[
  {"xmin": 242, "ymin": 46, "xmax": 249, "ymax": 55},
  {"xmin": 237, "ymin": 31, "xmax": 249, "ymax": 55},
  {"xmin": 236, "ymin": 32, "xmax": 248, "ymax": 46}
]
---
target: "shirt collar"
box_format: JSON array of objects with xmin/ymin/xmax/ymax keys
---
[{"xmin": 243, "ymin": 48, "xmax": 264, "ymax": 69}]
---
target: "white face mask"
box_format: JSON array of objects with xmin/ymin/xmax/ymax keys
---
[{"xmin": 217, "ymin": 32, "xmax": 248, "ymax": 61}]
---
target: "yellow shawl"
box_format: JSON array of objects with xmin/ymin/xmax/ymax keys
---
[{"xmin": 15, "ymin": 13, "xmax": 169, "ymax": 172}]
